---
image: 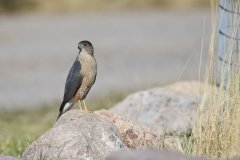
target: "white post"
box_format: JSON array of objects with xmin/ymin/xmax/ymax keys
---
[{"xmin": 218, "ymin": 0, "xmax": 240, "ymax": 87}]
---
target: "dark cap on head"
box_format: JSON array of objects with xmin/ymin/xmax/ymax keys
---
[{"xmin": 78, "ymin": 40, "xmax": 94, "ymax": 56}]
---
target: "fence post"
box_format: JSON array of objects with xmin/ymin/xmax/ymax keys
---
[{"xmin": 217, "ymin": 0, "xmax": 240, "ymax": 87}]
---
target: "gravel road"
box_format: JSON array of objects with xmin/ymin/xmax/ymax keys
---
[{"xmin": 0, "ymin": 9, "xmax": 211, "ymax": 109}]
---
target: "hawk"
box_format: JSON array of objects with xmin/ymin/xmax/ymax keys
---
[{"xmin": 57, "ymin": 40, "xmax": 97, "ymax": 119}]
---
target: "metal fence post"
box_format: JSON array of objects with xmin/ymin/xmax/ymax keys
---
[{"xmin": 217, "ymin": 0, "xmax": 240, "ymax": 87}]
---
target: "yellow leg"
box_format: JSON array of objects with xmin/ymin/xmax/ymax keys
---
[
  {"xmin": 78, "ymin": 100, "xmax": 83, "ymax": 110},
  {"xmin": 83, "ymin": 100, "xmax": 89, "ymax": 112}
]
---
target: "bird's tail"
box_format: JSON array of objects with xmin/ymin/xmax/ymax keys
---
[
  {"xmin": 56, "ymin": 112, "xmax": 63, "ymax": 121},
  {"xmin": 56, "ymin": 101, "xmax": 66, "ymax": 121},
  {"xmin": 56, "ymin": 101, "xmax": 73, "ymax": 121}
]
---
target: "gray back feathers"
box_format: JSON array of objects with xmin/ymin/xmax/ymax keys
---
[{"xmin": 63, "ymin": 60, "xmax": 82, "ymax": 102}]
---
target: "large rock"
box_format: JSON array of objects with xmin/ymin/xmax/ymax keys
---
[
  {"xmin": 22, "ymin": 110, "xmax": 125, "ymax": 160},
  {"xmin": 110, "ymin": 81, "xmax": 203, "ymax": 135}
]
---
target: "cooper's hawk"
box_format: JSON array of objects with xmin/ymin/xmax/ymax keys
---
[{"xmin": 57, "ymin": 40, "xmax": 97, "ymax": 120}]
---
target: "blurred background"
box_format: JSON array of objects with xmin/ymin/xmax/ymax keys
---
[
  {"xmin": 0, "ymin": 0, "xmax": 211, "ymax": 110},
  {"xmin": 0, "ymin": 0, "xmax": 212, "ymax": 156}
]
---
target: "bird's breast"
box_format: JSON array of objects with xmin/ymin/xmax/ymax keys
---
[
  {"xmin": 78, "ymin": 54, "xmax": 96, "ymax": 88},
  {"xmin": 76, "ymin": 53, "xmax": 97, "ymax": 100},
  {"xmin": 79, "ymin": 54, "xmax": 97, "ymax": 78}
]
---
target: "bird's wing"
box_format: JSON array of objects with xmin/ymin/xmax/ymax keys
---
[{"xmin": 63, "ymin": 59, "xmax": 82, "ymax": 102}]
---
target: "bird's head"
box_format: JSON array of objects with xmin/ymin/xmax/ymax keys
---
[{"xmin": 78, "ymin": 40, "xmax": 94, "ymax": 56}]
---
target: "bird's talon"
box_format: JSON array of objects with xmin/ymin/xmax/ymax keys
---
[
  {"xmin": 83, "ymin": 100, "xmax": 92, "ymax": 113},
  {"xmin": 78, "ymin": 100, "xmax": 83, "ymax": 110}
]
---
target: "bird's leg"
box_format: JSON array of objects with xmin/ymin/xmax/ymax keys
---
[
  {"xmin": 78, "ymin": 100, "xmax": 83, "ymax": 110},
  {"xmin": 83, "ymin": 100, "xmax": 89, "ymax": 112}
]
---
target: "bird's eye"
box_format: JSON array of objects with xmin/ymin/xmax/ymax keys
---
[{"xmin": 84, "ymin": 43, "xmax": 88, "ymax": 46}]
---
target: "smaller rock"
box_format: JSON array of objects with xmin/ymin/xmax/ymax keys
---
[
  {"xmin": 165, "ymin": 81, "xmax": 208, "ymax": 96},
  {"xmin": 95, "ymin": 110, "xmax": 182, "ymax": 151},
  {"xmin": 0, "ymin": 156, "xmax": 18, "ymax": 160},
  {"xmin": 106, "ymin": 150, "xmax": 208, "ymax": 160}
]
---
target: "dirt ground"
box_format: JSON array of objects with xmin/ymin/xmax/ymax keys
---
[{"xmin": 0, "ymin": 9, "xmax": 211, "ymax": 109}]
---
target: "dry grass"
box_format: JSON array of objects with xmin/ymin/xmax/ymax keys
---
[
  {"xmin": 0, "ymin": 0, "xmax": 209, "ymax": 12},
  {"xmin": 192, "ymin": 0, "xmax": 240, "ymax": 158},
  {"xmin": 193, "ymin": 77, "xmax": 240, "ymax": 158}
]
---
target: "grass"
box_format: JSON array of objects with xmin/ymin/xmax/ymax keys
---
[
  {"xmin": 192, "ymin": 58, "xmax": 240, "ymax": 157},
  {"xmin": 0, "ymin": 93, "xmax": 126, "ymax": 157},
  {"xmin": 0, "ymin": 106, "xmax": 55, "ymax": 157},
  {"xmin": 190, "ymin": 0, "xmax": 240, "ymax": 158}
]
